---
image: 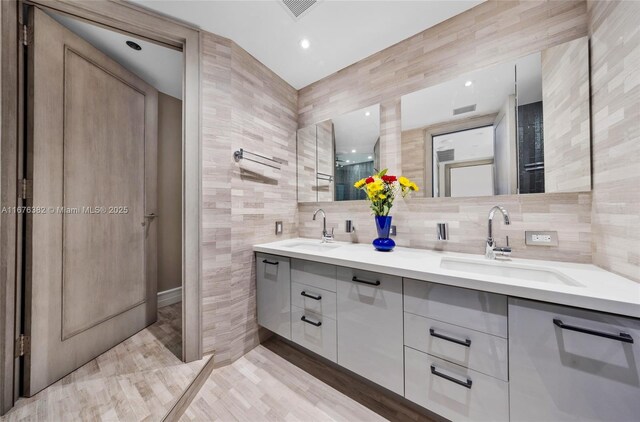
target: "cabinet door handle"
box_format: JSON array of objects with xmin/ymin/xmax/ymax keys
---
[
  {"xmin": 430, "ymin": 365, "xmax": 472, "ymax": 389},
  {"xmin": 553, "ymin": 319, "xmax": 634, "ymax": 344},
  {"xmin": 430, "ymin": 328, "xmax": 471, "ymax": 347},
  {"xmin": 301, "ymin": 291, "xmax": 322, "ymax": 301},
  {"xmin": 301, "ymin": 315, "xmax": 322, "ymax": 327},
  {"xmin": 352, "ymin": 276, "xmax": 381, "ymax": 286},
  {"xmin": 262, "ymin": 259, "xmax": 279, "ymax": 266}
]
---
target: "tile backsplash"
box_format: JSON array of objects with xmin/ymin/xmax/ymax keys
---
[{"xmin": 299, "ymin": 192, "xmax": 592, "ymax": 263}]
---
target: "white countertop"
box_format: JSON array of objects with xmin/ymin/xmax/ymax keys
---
[{"xmin": 254, "ymin": 238, "xmax": 640, "ymax": 319}]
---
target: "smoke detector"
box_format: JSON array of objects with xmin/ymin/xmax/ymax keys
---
[{"xmin": 281, "ymin": 0, "xmax": 320, "ymax": 20}]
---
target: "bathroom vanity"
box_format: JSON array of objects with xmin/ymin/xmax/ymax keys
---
[{"xmin": 254, "ymin": 239, "xmax": 640, "ymax": 422}]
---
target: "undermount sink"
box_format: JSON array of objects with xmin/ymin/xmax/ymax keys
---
[
  {"xmin": 281, "ymin": 241, "xmax": 343, "ymax": 253},
  {"xmin": 440, "ymin": 258, "xmax": 583, "ymax": 287}
]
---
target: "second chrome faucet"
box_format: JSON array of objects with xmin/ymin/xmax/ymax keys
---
[{"xmin": 486, "ymin": 205, "xmax": 512, "ymax": 259}]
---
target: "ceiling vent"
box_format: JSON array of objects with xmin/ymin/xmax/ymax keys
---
[
  {"xmin": 453, "ymin": 104, "xmax": 477, "ymax": 116},
  {"xmin": 436, "ymin": 149, "xmax": 455, "ymax": 162},
  {"xmin": 282, "ymin": 0, "xmax": 318, "ymax": 20}
]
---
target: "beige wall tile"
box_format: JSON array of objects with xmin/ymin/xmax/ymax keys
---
[
  {"xmin": 201, "ymin": 33, "xmax": 299, "ymax": 362},
  {"xmin": 588, "ymin": 0, "xmax": 640, "ymax": 282}
]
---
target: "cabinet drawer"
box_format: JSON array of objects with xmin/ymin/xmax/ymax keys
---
[
  {"xmin": 336, "ymin": 267, "xmax": 404, "ymax": 395},
  {"xmin": 256, "ymin": 253, "xmax": 291, "ymax": 339},
  {"xmin": 405, "ymin": 347, "xmax": 509, "ymax": 422},
  {"xmin": 404, "ymin": 278, "xmax": 507, "ymax": 338},
  {"xmin": 509, "ymin": 298, "xmax": 640, "ymax": 422},
  {"xmin": 404, "ymin": 313, "xmax": 508, "ymax": 381},
  {"xmin": 291, "ymin": 281, "xmax": 337, "ymax": 320},
  {"xmin": 291, "ymin": 307, "xmax": 337, "ymax": 363},
  {"xmin": 291, "ymin": 259, "xmax": 337, "ymax": 292}
]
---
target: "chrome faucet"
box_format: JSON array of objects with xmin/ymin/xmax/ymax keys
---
[
  {"xmin": 313, "ymin": 208, "xmax": 334, "ymax": 243},
  {"xmin": 486, "ymin": 205, "xmax": 512, "ymax": 259}
]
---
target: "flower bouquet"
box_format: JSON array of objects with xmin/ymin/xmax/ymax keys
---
[{"xmin": 354, "ymin": 169, "xmax": 419, "ymax": 251}]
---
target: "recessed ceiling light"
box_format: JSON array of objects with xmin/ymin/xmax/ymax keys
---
[
  {"xmin": 365, "ymin": 111, "xmax": 371, "ymax": 116},
  {"xmin": 351, "ymin": 149, "xmax": 356, "ymax": 153},
  {"xmin": 300, "ymin": 38, "xmax": 310, "ymax": 49},
  {"xmin": 126, "ymin": 40, "xmax": 142, "ymax": 51},
  {"xmin": 368, "ymin": 156, "xmax": 373, "ymax": 159},
  {"xmin": 464, "ymin": 80, "xmax": 473, "ymax": 87},
  {"xmin": 346, "ymin": 160, "xmax": 350, "ymax": 163}
]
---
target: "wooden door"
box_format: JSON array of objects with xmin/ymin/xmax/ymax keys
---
[{"xmin": 23, "ymin": 7, "xmax": 158, "ymax": 396}]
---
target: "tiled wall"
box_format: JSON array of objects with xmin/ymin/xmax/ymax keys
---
[
  {"xmin": 299, "ymin": 193, "xmax": 592, "ymax": 263},
  {"xmin": 541, "ymin": 37, "xmax": 591, "ymax": 193},
  {"xmin": 297, "ymin": 0, "xmax": 593, "ymax": 263},
  {"xmin": 201, "ymin": 32, "xmax": 298, "ymax": 363},
  {"xmin": 588, "ymin": 0, "xmax": 640, "ymax": 282}
]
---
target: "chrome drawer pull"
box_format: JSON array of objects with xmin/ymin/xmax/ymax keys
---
[
  {"xmin": 301, "ymin": 291, "xmax": 322, "ymax": 301},
  {"xmin": 553, "ymin": 319, "xmax": 634, "ymax": 344},
  {"xmin": 430, "ymin": 365, "xmax": 472, "ymax": 389},
  {"xmin": 430, "ymin": 328, "xmax": 471, "ymax": 347},
  {"xmin": 262, "ymin": 259, "xmax": 279, "ymax": 265},
  {"xmin": 352, "ymin": 276, "xmax": 381, "ymax": 286},
  {"xmin": 301, "ymin": 315, "xmax": 322, "ymax": 327}
]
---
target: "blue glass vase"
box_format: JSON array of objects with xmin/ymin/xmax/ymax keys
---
[{"xmin": 373, "ymin": 215, "xmax": 395, "ymax": 252}]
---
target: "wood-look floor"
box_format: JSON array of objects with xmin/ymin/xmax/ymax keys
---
[
  {"xmin": 2, "ymin": 303, "xmax": 208, "ymax": 422},
  {"xmin": 180, "ymin": 338, "xmax": 438, "ymax": 422}
]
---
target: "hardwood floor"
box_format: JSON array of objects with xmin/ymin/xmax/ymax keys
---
[
  {"xmin": 2, "ymin": 303, "xmax": 207, "ymax": 422},
  {"xmin": 180, "ymin": 338, "xmax": 439, "ymax": 422}
]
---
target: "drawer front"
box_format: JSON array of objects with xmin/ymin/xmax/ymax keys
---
[
  {"xmin": 291, "ymin": 259, "xmax": 337, "ymax": 292},
  {"xmin": 404, "ymin": 278, "xmax": 507, "ymax": 338},
  {"xmin": 405, "ymin": 347, "xmax": 509, "ymax": 422},
  {"xmin": 291, "ymin": 281, "xmax": 337, "ymax": 320},
  {"xmin": 291, "ymin": 307, "xmax": 337, "ymax": 362},
  {"xmin": 336, "ymin": 267, "xmax": 404, "ymax": 395},
  {"xmin": 404, "ymin": 313, "xmax": 508, "ymax": 381},
  {"xmin": 509, "ymin": 298, "xmax": 640, "ymax": 422},
  {"xmin": 256, "ymin": 253, "xmax": 291, "ymax": 339}
]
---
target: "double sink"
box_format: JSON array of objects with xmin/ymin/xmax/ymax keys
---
[{"xmin": 279, "ymin": 240, "xmax": 582, "ymax": 287}]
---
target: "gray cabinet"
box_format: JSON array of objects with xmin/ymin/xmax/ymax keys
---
[
  {"xmin": 405, "ymin": 347, "xmax": 509, "ymax": 422},
  {"xmin": 256, "ymin": 253, "xmax": 291, "ymax": 339},
  {"xmin": 509, "ymin": 298, "xmax": 640, "ymax": 422},
  {"xmin": 336, "ymin": 267, "xmax": 404, "ymax": 395}
]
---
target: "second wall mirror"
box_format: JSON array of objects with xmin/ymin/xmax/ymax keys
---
[
  {"xmin": 297, "ymin": 104, "xmax": 380, "ymax": 202},
  {"xmin": 401, "ymin": 36, "xmax": 590, "ymax": 198}
]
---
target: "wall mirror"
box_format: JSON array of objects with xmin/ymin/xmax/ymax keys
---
[
  {"xmin": 401, "ymin": 36, "xmax": 590, "ymax": 198},
  {"xmin": 297, "ymin": 104, "xmax": 380, "ymax": 202}
]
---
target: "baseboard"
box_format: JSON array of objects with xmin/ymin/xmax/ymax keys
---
[{"xmin": 158, "ymin": 286, "xmax": 182, "ymax": 308}]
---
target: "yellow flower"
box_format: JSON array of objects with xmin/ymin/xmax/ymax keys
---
[
  {"xmin": 379, "ymin": 194, "xmax": 387, "ymax": 199},
  {"xmin": 354, "ymin": 178, "xmax": 366, "ymax": 189},
  {"xmin": 366, "ymin": 179, "xmax": 383, "ymax": 194},
  {"xmin": 411, "ymin": 183, "xmax": 419, "ymax": 191},
  {"xmin": 399, "ymin": 176, "xmax": 411, "ymax": 187}
]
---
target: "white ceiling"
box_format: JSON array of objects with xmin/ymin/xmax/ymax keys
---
[
  {"xmin": 130, "ymin": 0, "xmax": 483, "ymax": 89},
  {"xmin": 401, "ymin": 52, "xmax": 542, "ymax": 131},
  {"xmin": 49, "ymin": 11, "xmax": 183, "ymax": 99}
]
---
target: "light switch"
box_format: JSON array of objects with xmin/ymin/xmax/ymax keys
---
[{"xmin": 275, "ymin": 221, "xmax": 283, "ymax": 235}]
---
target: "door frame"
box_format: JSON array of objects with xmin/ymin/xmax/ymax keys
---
[{"xmin": 0, "ymin": 0, "xmax": 202, "ymax": 413}]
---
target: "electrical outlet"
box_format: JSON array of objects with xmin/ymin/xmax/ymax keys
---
[
  {"xmin": 525, "ymin": 231, "xmax": 558, "ymax": 246},
  {"xmin": 275, "ymin": 221, "xmax": 283, "ymax": 235}
]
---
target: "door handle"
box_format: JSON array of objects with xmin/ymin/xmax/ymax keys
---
[
  {"xmin": 553, "ymin": 319, "xmax": 634, "ymax": 343},
  {"xmin": 142, "ymin": 213, "xmax": 158, "ymax": 226},
  {"xmin": 430, "ymin": 365, "xmax": 472, "ymax": 389},
  {"xmin": 430, "ymin": 328, "xmax": 471, "ymax": 347},
  {"xmin": 262, "ymin": 259, "xmax": 279, "ymax": 266}
]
